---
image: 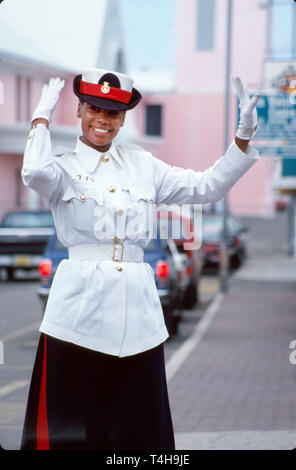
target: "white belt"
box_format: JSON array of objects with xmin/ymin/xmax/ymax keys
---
[{"xmin": 68, "ymin": 240, "xmax": 144, "ymax": 263}]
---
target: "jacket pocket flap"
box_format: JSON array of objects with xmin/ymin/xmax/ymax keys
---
[{"xmin": 62, "ymin": 186, "xmax": 104, "ymax": 205}]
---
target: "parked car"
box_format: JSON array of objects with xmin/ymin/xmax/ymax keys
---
[
  {"xmin": 166, "ymin": 238, "xmax": 191, "ymax": 303},
  {"xmin": 38, "ymin": 230, "xmax": 182, "ymax": 336},
  {"xmin": 144, "ymin": 236, "xmax": 182, "ymax": 335},
  {"xmin": 156, "ymin": 209, "xmax": 202, "ymax": 309},
  {"xmin": 0, "ymin": 210, "xmax": 55, "ymax": 280},
  {"xmin": 274, "ymin": 195, "xmax": 290, "ymax": 212},
  {"xmin": 201, "ymin": 214, "xmax": 248, "ymax": 270},
  {"xmin": 38, "ymin": 233, "xmax": 67, "ymax": 312}
]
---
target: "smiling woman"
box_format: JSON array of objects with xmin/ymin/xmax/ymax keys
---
[{"xmin": 77, "ymin": 102, "xmax": 126, "ymax": 153}]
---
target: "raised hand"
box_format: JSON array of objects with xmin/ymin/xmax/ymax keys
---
[
  {"xmin": 233, "ymin": 76, "xmax": 259, "ymax": 141},
  {"xmin": 31, "ymin": 77, "xmax": 65, "ymax": 123}
]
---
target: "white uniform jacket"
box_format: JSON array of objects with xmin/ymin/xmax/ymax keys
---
[{"xmin": 22, "ymin": 123, "xmax": 259, "ymax": 357}]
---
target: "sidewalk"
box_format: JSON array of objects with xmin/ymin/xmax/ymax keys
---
[{"xmin": 166, "ymin": 216, "xmax": 296, "ymax": 450}]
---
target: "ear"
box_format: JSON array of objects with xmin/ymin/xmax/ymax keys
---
[
  {"xmin": 77, "ymin": 102, "xmax": 82, "ymax": 118},
  {"xmin": 120, "ymin": 111, "xmax": 126, "ymax": 127}
]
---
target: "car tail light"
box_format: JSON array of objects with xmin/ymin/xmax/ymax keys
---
[
  {"xmin": 202, "ymin": 243, "xmax": 220, "ymax": 253},
  {"xmin": 39, "ymin": 259, "xmax": 52, "ymax": 277},
  {"xmin": 186, "ymin": 265, "xmax": 193, "ymax": 276},
  {"xmin": 157, "ymin": 261, "xmax": 169, "ymax": 279}
]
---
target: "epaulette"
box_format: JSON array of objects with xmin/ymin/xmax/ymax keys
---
[
  {"xmin": 52, "ymin": 145, "xmax": 74, "ymax": 157},
  {"xmin": 115, "ymin": 141, "xmax": 147, "ymax": 153}
]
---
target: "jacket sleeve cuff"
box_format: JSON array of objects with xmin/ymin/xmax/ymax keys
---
[{"xmin": 230, "ymin": 140, "xmax": 260, "ymax": 161}]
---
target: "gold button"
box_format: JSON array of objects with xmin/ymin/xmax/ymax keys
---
[
  {"xmin": 117, "ymin": 209, "xmax": 124, "ymax": 216},
  {"xmin": 117, "ymin": 266, "xmax": 123, "ymax": 272},
  {"xmin": 108, "ymin": 186, "xmax": 116, "ymax": 193},
  {"xmin": 102, "ymin": 155, "xmax": 109, "ymax": 162},
  {"xmin": 80, "ymin": 194, "xmax": 86, "ymax": 201}
]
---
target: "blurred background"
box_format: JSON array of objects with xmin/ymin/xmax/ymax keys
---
[{"xmin": 0, "ymin": 0, "xmax": 296, "ymax": 451}]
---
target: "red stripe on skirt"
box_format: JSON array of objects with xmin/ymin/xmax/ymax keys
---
[{"xmin": 36, "ymin": 335, "xmax": 49, "ymax": 450}]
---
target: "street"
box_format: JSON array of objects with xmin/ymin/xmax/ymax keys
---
[{"xmin": 0, "ymin": 212, "xmax": 295, "ymax": 450}]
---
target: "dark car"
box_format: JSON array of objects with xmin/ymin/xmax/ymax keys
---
[
  {"xmin": 201, "ymin": 214, "xmax": 248, "ymax": 270},
  {"xmin": 144, "ymin": 236, "xmax": 181, "ymax": 335},
  {"xmin": 156, "ymin": 209, "xmax": 202, "ymax": 309},
  {"xmin": 38, "ymin": 232, "xmax": 182, "ymax": 336},
  {"xmin": 0, "ymin": 210, "xmax": 55, "ymax": 280},
  {"xmin": 38, "ymin": 233, "xmax": 67, "ymax": 311}
]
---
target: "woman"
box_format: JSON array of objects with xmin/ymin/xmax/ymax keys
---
[{"xmin": 21, "ymin": 69, "xmax": 259, "ymax": 450}]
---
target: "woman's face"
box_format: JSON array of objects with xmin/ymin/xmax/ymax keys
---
[{"xmin": 77, "ymin": 101, "xmax": 126, "ymax": 153}]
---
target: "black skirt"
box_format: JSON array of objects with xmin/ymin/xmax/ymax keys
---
[{"xmin": 21, "ymin": 334, "xmax": 175, "ymax": 450}]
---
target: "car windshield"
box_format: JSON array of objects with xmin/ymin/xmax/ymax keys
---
[
  {"xmin": 53, "ymin": 238, "xmax": 67, "ymax": 251},
  {"xmin": 1, "ymin": 212, "xmax": 54, "ymax": 228},
  {"xmin": 157, "ymin": 216, "xmax": 192, "ymax": 241},
  {"xmin": 145, "ymin": 238, "xmax": 159, "ymax": 251},
  {"xmin": 202, "ymin": 215, "xmax": 238, "ymax": 240},
  {"xmin": 202, "ymin": 216, "xmax": 225, "ymax": 241}
]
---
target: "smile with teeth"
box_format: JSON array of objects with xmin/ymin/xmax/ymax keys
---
[{"xmin": 91, "ymin": 126, "xmax": 110, "ymax": 134}]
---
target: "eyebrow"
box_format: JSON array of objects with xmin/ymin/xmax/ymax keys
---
[{"xmin": 89, "ymin": 105, "xmax": 101, "ymax": 111}]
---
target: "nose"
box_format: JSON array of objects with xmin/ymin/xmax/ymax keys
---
[{"xmin": 95, "ymin": 109, "xmax": 110, "ymax": 124}]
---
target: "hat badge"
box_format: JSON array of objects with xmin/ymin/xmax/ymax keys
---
[{"xmin": 101, "ymin": 81, "xmax": 110, "ymax": 94}]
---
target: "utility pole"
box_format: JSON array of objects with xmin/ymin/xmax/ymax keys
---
[{"xmin": 220, "ymin": 0, "xmax": 233, "ymax": 292}]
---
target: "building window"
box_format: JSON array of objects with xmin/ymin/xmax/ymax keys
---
[
  {"xmin": 197, "ymin": 0, "xmax": 216, "ymax": 51},
  {"xmin": 145, "ymin": 105, "xmax": 162, "ymax": 136},
  {"xmin": 270, "ymin": 0, "xmax": 296, "ymax": 59},
  {"xmin": 15, "ymin": 76, "xmax": 31, "ymax": 122}
]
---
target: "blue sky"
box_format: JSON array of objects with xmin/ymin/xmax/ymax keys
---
[
  {"xmin": 270, "ymin": 1, "xmax": 295, "ymax": 58},
  {"xmin": 0, "ymin": 0, "xmax": 175, "ymax": 72},
  {"xmin": 121, "ymin": 0, "xmax": 175, "ymax": 71}
]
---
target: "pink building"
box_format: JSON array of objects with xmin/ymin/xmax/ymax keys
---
[{"xmin": 133, "ymin": 0, "xmax": 276, "ymax": 217}]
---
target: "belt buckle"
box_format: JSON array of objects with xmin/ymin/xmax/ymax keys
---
[{"xmin": 112, "ymin": 237, "xmax": 124, "ymax": 262}]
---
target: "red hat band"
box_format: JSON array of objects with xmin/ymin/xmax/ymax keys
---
[{"xmin": 80, "ymin": 80, "xmax": 132, "ymax": 104}]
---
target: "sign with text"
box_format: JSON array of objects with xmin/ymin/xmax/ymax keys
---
[{"xmin": 242, "ymin": 94, "xmax": 296, "ymax": 159}]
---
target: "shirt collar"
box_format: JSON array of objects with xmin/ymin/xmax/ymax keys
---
[{"xmin": 73, "ymin": 137, "xmax": 123, "ymax": 173}]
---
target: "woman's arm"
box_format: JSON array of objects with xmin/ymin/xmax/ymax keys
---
[
  {"xmin": 22, "ymin": 78, "xmax": 65, "ymax": 204},
  {"xmin": 153, "ymin": 77, "xmax": 260, "ymax": 205}
]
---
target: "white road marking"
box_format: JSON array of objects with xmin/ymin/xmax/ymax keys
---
[
  {"xmin": 0, "ymin": 322, "xmax": 40, "ymax": 342},
  {"xmin": 166, "ymin": 292, "xmax": 224, "ymax": 383},
  {"xmin": 0, "ymin": 381, "xmax": 29, "ymax": 399}
]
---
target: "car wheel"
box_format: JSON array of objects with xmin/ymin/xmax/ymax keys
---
[
  {"xmin": 182, "ymin": 282, "xmax": 197, "ymax": 309},
  {"xmin": 163, "ymin": 305, "xmax": 175, "ymax": 337},
  {"xmin": 6, "ymin": 268, "xmax": 16, "ymax": 281},
  {"xmin": 230, "ymin": 253, "xmax": 241, "ymax": 270},
  {"xmin": 171, "ymin": 310, "xmax": 181, "ymax": 336}
]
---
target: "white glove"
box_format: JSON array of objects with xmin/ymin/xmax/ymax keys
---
[
  {"xmin": 31, "ymin": 77, "xmax": 65, "ymax": 123},
  {"xmin": 232, "ymin": 76, "xmax": 259, "ymax": 140}
]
